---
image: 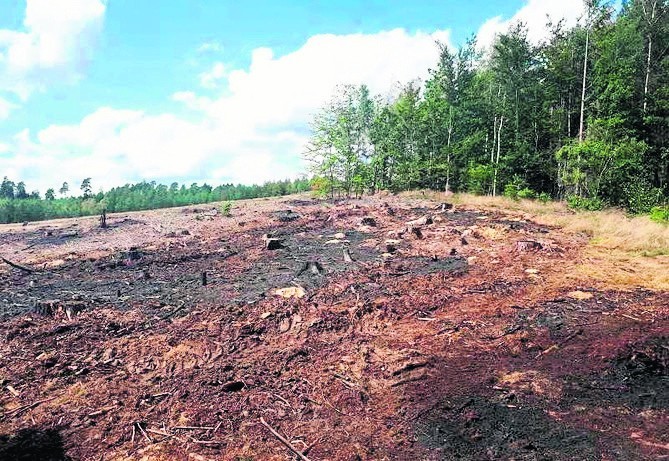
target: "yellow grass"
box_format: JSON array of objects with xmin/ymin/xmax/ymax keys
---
[{"xmin": 404, "ymin": 190, "xmax": 669, "ymax": 290}]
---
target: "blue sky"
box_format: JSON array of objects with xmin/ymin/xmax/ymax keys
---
[{"xmin": 0, "ymin": 0, "xmax": 585, "ymax": 193}]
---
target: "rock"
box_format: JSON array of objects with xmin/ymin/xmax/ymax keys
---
[
  {"xmin": 333, "ymin": 232, "xmax": 346, "ymax": 239},
  {"xmin": 361, "ymin": 217, "xmax": 377, "ymax": 227},
  {"xmin": 525, "ymin": 268, "xmax": 540, "ymax": 274},
  {"xmin": 279, "ymin": 318, "xmax": 291, "ymax": 333},
  {"xmin": 102, "ymin": 348, "xmax": 116, "ymax": 362},
  {"xmin": 386, "ymin": 244, "xmax": 397, "ymax": 253},
  {"xmin": 275, "ymin": 210, "xmax": 301, "ymax": 222},
  {"xmin": 273, "ymin": 286, "xmax": 306, "ymax": 299},
  {"xmin": 260, "ymin": 312, "xmax": 272, "ymax": 319},
  {"xmin": 516, "ymin": 240, "xmax": 543, "ymax": 251},
  {"xmin": 180, "ymin": 229, "xmax": 190, "ymax": 236},
  {"xmin": 568, "ymin": 290, "xmax": 594, "ymax": 300}
]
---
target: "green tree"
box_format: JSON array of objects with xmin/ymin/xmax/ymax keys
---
[{"xmin": 80, "ymin": 178, "xmax": 92, "ymax": 198}]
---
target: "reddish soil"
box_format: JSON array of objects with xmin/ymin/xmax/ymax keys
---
[{"xmin": 0, "ymin": 194, "xmax": 667, "ymax": 460}]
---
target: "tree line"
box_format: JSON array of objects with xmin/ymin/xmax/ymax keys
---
[
  {"xmin": 0, "ymin": 177, "xmax": 311, "ymax": 224},
  {"xmin": 306, "ymin": 0, "xmax": 669, "ymax": 214}
]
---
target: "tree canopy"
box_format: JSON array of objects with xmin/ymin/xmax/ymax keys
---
[{"xmin": 307, "ymin": 0, "xmax": 669, "ymax": 213}]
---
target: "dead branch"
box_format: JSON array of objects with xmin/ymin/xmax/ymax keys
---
[
  {"xmin": 260, "ymin": 417, "xmax": 313, "ymax": 461},
  {"xmin": 1, "ymin": 256, "xmax": 35, "ymax": 274},
  {"xmin": 343, "ymin": 248, "xmax": 354, "ymax": 263},
  {"xmin": 5, "ymin": 397, "xmax": 55, "ymax": 417},
  {"xmin": 172, "ymin": 426, "xmax": 216, "ymax": 431}
]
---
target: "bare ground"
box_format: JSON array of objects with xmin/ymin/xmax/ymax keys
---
[{"xmin": 0, "ymin": 194, "xmax": 667, "ymax": 460}]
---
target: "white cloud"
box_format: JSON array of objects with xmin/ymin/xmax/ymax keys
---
[
  {"xmin": 199, "ymin": 62, "xmax": 226, "ymax": 89},
  {"xmin": 0, "ymin": 0, "xmax": 107, "ymax": 100},
  {"xmin": 197, "ymin": 41, "xmax": 223, "ymax": 54},
  {"xmin": 0, "ymin": 97, "xmax": 17, "ymax": 120},
  {"xmin": 1, "ymin": 28, "xmax": 453, "ymax": 192},
  {"xmin": 476, "ymin": 0, "xmax": 585, "ymax": 50}
]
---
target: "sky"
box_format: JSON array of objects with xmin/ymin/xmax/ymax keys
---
[{"xmin": 0, "ymin": 0, "xmax": 587, "ymax": 194}]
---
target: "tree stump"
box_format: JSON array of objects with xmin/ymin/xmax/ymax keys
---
[{"xmin": 100, "ymin": 209, "xmax": 107, "ymax": 228}]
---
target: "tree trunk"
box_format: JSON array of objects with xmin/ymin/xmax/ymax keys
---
[
  {"xmin": 644, "ymin": 34, "xmax": 652, "ymax": 113},
  {"xmin": 643, "ymin": 0, "xmax": 657, "ymax": 114},
  {"xmin": 493, "ymin": 116, "xmax": 504, "ymax": 197},
  {"xmin": 578, "ymin": 28, "xmax": 589, "ymax": 143},
  {"xmin": 446, "ymin": 107, "xmax": 453, "ymax": 192}
]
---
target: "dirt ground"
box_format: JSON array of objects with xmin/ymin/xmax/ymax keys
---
[{"xmin": 0, "ymin": 194, "xmax": 667, "ymax": 461}]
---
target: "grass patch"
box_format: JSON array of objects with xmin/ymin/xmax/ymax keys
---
[{"xmin": 405, "ymin": 191, "xmax": 669, "ymax": 290}]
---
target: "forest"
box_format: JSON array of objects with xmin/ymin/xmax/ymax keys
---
[
  {"xmin": 0, "ymin": 177, "xmax": 311, "ymax": 224},
  {"xmin": 306, "ymin": 0, "xmax": 669, "ymax": 216}
]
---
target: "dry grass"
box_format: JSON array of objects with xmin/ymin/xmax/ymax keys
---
[{"xmin": 403, "ymin": 190, "xmax": 669, "ymax": 290}]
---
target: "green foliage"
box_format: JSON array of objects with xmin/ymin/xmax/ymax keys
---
[
  {"xmin": 567, "ymin": 195, "xmax": 605, "ymax": 211},
  {"xmin": 503, "ymin": 176, "xmax": 530, "ymax": 200},
  {"xmin": 624, "ymin": 180, "xmax": 664, "ymax": 214},
  {"xmin": 517, "ymin": 188, "xmax": 537, "ymax": 200},
  {"xmin": 466, "ymin": 164, "xmax": 493, "ymax": 195},
  {"xmin": 303, "ymin": 4, "xmax": 669, "ymax": 211},
  {"xmin": 221, "ymin": 202, "xmax": 232, "ymax": 217},
  {"xmin": 650, "ymin": 206, "xmax": 669, "ymax": 223},
  {"xmin": 504, "ymin": 183, "xmax": 520, "ymax": 200},
  {"xmin": 537, "ymin": 192, "xmax": 551, "ymax": 204}
]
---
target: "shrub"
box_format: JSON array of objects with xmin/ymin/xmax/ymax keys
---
[
  {"xmin": 624, "ymin": 180, "xmax": 664, "ymax": 214},
  {"xmin": 650, "ymin": 206, "xmax": 669, "ymax": 223},
  {"xmin": 221, "ymin": 202, "xmax": 232, "ymax": 217},
  {"xmin": 503, "ymin": 175, "xmax": 529, "ymax": 200},
  {"xmin": 537, "ymin": 192, "xmax": 551, "ymax": 203},
  {"xmin": 466, "ymin": 164, "xmax": 493, "ymax": 195},
  {"xmin": 567, "ymin": 195, "xmax": 604, "ymax": 211},
  {"xmin": 517, "ymin": 187, "xmax": 537, "ymax": 200},
  {"xmin": 503, "ymin": 183, "xmax": 520, "ymax": 200}
]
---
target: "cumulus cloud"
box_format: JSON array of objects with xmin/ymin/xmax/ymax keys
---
[
  {"xmin": 1, "ymin": 28, "xmax": 452, "ymax": 192},
  {"xmin": 476, "ymin": 0, "xmax": 585, "ymax": 50},
  {"xmin": 199, "ymin": 62, "xmax": 226, "ymax": 89},
  {"xmin": 0, "ymin": 0, "xmax": 107, "ymax": 100}
]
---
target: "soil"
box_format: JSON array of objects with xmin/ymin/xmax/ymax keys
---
[{"xmin": 0, "ymin": 194, "xmax": 667, "ymax": 460}]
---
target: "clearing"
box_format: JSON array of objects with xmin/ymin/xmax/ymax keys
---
[{"xmin": 0, "ymin": 194, "xmax": 667, "ymax": 460}]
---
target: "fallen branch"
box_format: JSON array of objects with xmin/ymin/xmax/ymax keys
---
[
  {"xmin": 260, "ymin": 417, "xmax": 313, "ymax": 461},
  {"xmin": 171, "ymin": 425, "xmax": 216, "ymax": 431},
  {"xmin": 5, "ymin": 397, "xmax": 55, "ymax": 417},
  {"xmin": 535, "ymin": 329, "xmax": 583, "ymax": 359},
  {"xmin": 1, "ymin": 256, "xmax": 34, "ymax": 274},
  {"xmin": 621, "ymin": 313, "xmax": 643, "ymax": 322},
  {"xmin": 160, "ymin": 304, "xmax": 186, "ymax": 320}
]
